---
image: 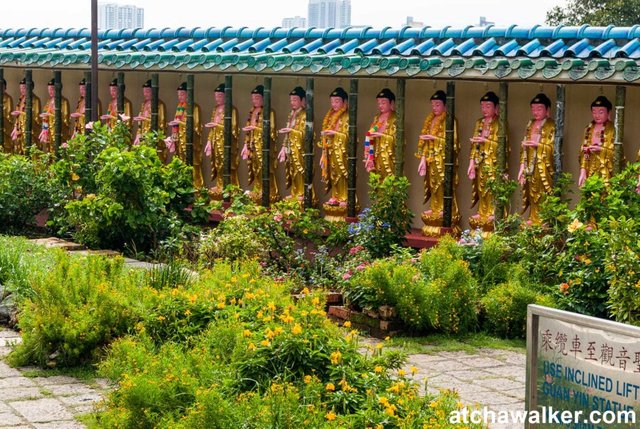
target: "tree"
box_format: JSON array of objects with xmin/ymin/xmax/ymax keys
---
[{"xmin": 546, "ymin": 0, "xmax": 640, "ymax": 26}]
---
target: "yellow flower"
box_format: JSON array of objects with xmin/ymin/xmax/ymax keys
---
[
  {"xmin": 267, "ymin": 302, "xmax": 276, "ymax": 311},
  {"xmin": 567, "ymin": 218, "xmax": 584, "ymax": 233},
  {"xmin": 248, "ymin": 343, "xmax": 256, "ymax": 351},
  {"xmin": 410, "ymin": 366, "xmax": 418, "ymax": 375},
  {"xmin": 325, "ymin": 411, "xmax": 336, "ymax": 421},
  {"xmin": 71, "ymin": 172, "xmax": 80, "ymax": 181},
  {"xmin": 385, "ymin": 404, "xmax": 397, "ymax": 416},
  {"xmin": 312, "ymin": 297, "xmax": 320, "ymax": 306},
  {"xmin": 292, "ymin": 323, "xmax": 303, "ymax": 335},
  {"xmin": 325, "ymin": 383, "xmax": 335, "ymax": 391},
  {"xmin": 184, "ymin": 309, "xmax": 192, "ymax": 316},
  {"xmin": 343, "ymin": 321, "xmax": 352, "ymax": 328},
  {"xmin": 303, "ymin": 375, "xmax": 312, "ymax": 384},
  {"xmin": 157, "ymin": 315, "xmax": 166, "ymax": 321},
  {"xmin": 330, "ymin": 351, "xmax": 342, "ymax": 365},
  {"xmin": 301, "ymin": 287, "xmax": 310, "ymax": 295},
  {"xmin": 376, "ymin": 343, "xmax": 383, "ymax": 350},
  {"xmin": 260, "ymin": 340, "xmax": 271, "ymax": 347},
  {"xmin": 374, "ymin": 365, "xmax": 383, "ymax": 373},
  {"xmin": 243, "ymin": 329, "xmax": 252, "ymax": 338},
  {"xmin": 216, "ymin": 302, "xmax": 225, "ymax": 309},
  {"xmin": 398, "ymin": 369, "xmax": 406, "ymax": 376}
]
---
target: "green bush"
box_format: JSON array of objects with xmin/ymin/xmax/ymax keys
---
[
  {"xmin": 198, "ymin": 215, "xmax": 265, "ymax": 265},
  {"xmin": 0, "ymin": 154, "xmax": 54, "ymax": 233},
  {"xmin": 8, "ymin": 252, "xmax": 144, "ymax": 368},
  {"xmin": 481, "ymin": 281, "xmax": 556, "ymax": 339}
]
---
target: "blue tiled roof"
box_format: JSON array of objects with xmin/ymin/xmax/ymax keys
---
[{"xmin": 1, "ymin": 25, "xmax": 640, "ymax": 82}]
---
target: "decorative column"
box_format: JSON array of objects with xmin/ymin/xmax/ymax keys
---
[
  {"xmin": 553, "ymin": 84, "xmax": 565, "ymax": 185},
  {"xmin": 84, "ymin": 71, "xmax": 92, "ymax": 127},
  {"xmin": 25, "ymin": 70, "xmax": 33, "ymax": 150},
  {"xmin": 151, "ymin": 73, "xmax": 159, "ymax": 132},
  {"xmin": 54, "ymin": 71, "xmax": 62, "ymax": 157},
  {"xmin": 117, "ymin": 72, "xmax": 125, "ymax": 115},
  {"xmin": 0, "ymin": 68, "xmax": 4, "ymax": 150},
  {"xmin": 304, "ymin": 78, "xmax": 314, "ymax": 209},
  {"xmin": 223, "ymin": 75, "xmax": 232, "ymax": 203},
  {"xmin": 261, "ymin": 76, "xmax": 272, "ymax": 207},
  {"xmin": 394, "ymin": 78, "xmax": 405, "ymax": 177},
  {"xmin": 613, "ymin": 86, "xmax": 626, "ymax": 175},
  {"xmin": 186, "ymin": 74, "xmax": 194, "ymax": 166},
  {"xmin": 347, "ymin": 79, "xmax": 358, "ymax": 218},
  {"xmin": 495, "ymin": 81, "xmax": 508, "ymax": 222},
  {"xmin": 443, "ymin": 81, "xmax": 455, "ymax": 229}
]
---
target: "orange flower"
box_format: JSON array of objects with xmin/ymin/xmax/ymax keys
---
[{"xmin": 560, "ymin": 282, "xmax": 570, "ymax": 294}]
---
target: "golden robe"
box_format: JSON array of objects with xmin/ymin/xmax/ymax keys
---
[
  {"xmin": 319, "ymin": 108, "xmax": 349, "ymax": 204},
  {"xmin": 169, "ymin": 102, "xmax": 202, "ymax": 187},
  {"xmin": 520, "ymin": 118, "xmax": 556, "ymax": 224},
  {"xmin": 135, "ymin": 100, "xmax": 166, "ymax": 161},
  {"xmin": 244, "ymin": 107, "xmax": 277, "ymax": 200},
  {"xmin": 416, "ymin": 112, "xmax": 459, "ymax": 219},
  {"xmin": 368, "ymin": 111, "xmax": 397, "ymax": 179},
  {"xmin": 579, "ymin": 121, "xmax": 615, "ymax": 184},
  {"xmin": 40, "ymin": 96, "xmax": 70, "ymax": 153},
  {"xmin": 207, "ymin": 105, "xmax": 239, "ymax": 192},
  {"xmin": 12, "ymin": 95, "xmax": 41, "ymax": 155},
  {"xmin": 469, "ymin": 116, "xmax": 509, "ymax": 224},
  {"xmin": 2, "ymin": 93, "xmax": 12, "ymax": 152},
  {"xmin": 105, "ymin": 98, "xmax": 132, "ymax": 130},
  {"xmin": 282, "ymin": 108, "xmax": 307, "ymax": 200},
  {"xmin": 72, "ymin": 97, "xmax": 102, "ymax": 137}
]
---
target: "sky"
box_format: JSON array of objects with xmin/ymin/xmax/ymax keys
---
[{"xmin": 0, "ymin": 0, "xmax": 568, "ymax": 30}]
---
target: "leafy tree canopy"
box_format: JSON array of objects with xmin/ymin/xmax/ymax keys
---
[{"xmin": 546, "ymin": 0, "xmax": 640, "ymax": 26}]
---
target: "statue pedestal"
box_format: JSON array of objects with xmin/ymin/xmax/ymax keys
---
[
  {"xmin": 420, "ymin": 211, "xmax": 461, "ymax": 237},
  {"xmin": 208, "ymin": 186, "xmax": 223, "ymax": 201},
  {"xmin": 247, "ymin": 190, "xmax": 279, "ymax": 205},
  {"xmin": 469, "ymin": 215, "xmax": 494, "ymax": 233},
  {"xmin": 323, "ymin": 203, "xmax": 348, "ymax": 222}
]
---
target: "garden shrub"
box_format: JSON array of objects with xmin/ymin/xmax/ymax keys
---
[
  {"xmin": 481, "ymin": 281, "xmax": 556, "ymax": 339},
  {"xmin": 342, "ymin": 258, "xmax": 395, "ymax": 311},
  {"xmin": 64, "ymin": 145, "xmax": 195, "ymax": 252},
  {"xmin": 8, "ymin": 252, "xmax": 144, "ymax": 368},
  {"xmin": 0, "ymin": 236, "xmax": 55, "ymax": 299},
  {"xmin": 0, "ymin": 154, "xmax": 54, "ymax": 233},
  {"xmin": 198, "ymin": 215, "xmax": 265, "ymax": 265}
]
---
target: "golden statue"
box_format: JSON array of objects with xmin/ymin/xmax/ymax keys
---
[
  {"xmin": 278, "ymin": 86, "xmax": 311, "ymax": 203},
  {"xmin": 517, "ymin": 93, "xmax": 556, "ymax": 225},
  {"xmin": 468, "ymin": 91, "xmax": 508, "ymax": 232},
  {"xmin": 2, "ymin": 78, "xmax": 13, "ymax": 153},
  {"xmin": 10, "ymin": 78, "xmax": 41, "ymax": 155},
  {"xmin": 205, "ymin": 83, "xmax": 239, "ymax": 200},
  {"xmin": 38, "ymin": 78, "xmax": 70, "ymax": 153},
  {"xmin": 70, "ymin": 78, "xmax": 101, "ymax": 139},
  {"xmin": 364, "ymin": 88, "xmax": 397, "ymax": 179},
  {"xmin": 578, "ymin": 96, "xmax": 615, "ymax": 187},
  {"xmin": 133, "ymin": 79, "xmax": 166, "ymax": 161},
  {"xmin": 101, "ymin": 78, "xmax": 132, "ymax": 132},
  {"xmin": 416, "ymin": 90, "xmax": 460, "ymax": 236},
  {"xmin": 319, "ymin": 87, "xmax": 349, "ymax": 221},
  {"xmin": 240, "ymin": 85, "xmax": 278, "ymax": 203},
  {"xmin": 165, "ymin": 82, "xmax": 203, "ymax": 187}
]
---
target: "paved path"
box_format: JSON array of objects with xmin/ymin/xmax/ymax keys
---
[{"xmin": 0, "ymin": 328, "xmax": 526, "ymax": 428}]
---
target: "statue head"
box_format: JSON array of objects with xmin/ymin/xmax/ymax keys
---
[
  {"xmin": 214, "ymin": 83, "xmax": 225, "ymax": 106},
  {"xmin": 330, "ymin": 87, "xmax": 347, "ymax": 111},
  {"xmin": 47, "ymin": 78, "xmax": 56, "ymax": 98},
  {"xmin": 19, "ymin": 78, "xmax": 28, "ymax": 96},
  {"xmin": 109, "ymin": 78, "xmax": 119, "ymax": 99},
  {"xmin": 480, "ymin": 91, "xmax": 499, "ymax": 119},
  {"xmin": 590, "ymin": 95, "xmax": 611, "ymax": 125},
  {"xmin": 142, "ymin": 80, "xmax": 152, "ymax": 101},
  {"xmin": 430, "ymin": 90, "xmax": 446, "ymax": 116},
  {"xmin": 376, "ymin": 88, "xmax": 395, "ymax": 114},
  {"xmin": 78, "ymin": 78, "xmax": 86, "ymax": 97},
  {"xmin": 289, "ymin": 86, "xmax": 306, "ymax": 110},
  {"xmin": 251, "ymin": 85, "xmax": 264, "ymax": 108},
  {"xmin": 1, "ymin": 78, "xmax": 6, "ymax": 92},
  {"xmin": 177, "ymin": 82, "xmax": 187, "ymax": 103},
  {"xmin": 530, "ymin": 93, "xmax": 551, "ymax": 121}
]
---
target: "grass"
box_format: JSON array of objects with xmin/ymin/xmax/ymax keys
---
[
  {"xmin": 21, "ymin": 365, "xmax": 101, "ymax": 385},
  {"xmin": 385, "ymin": 332, "xmax": 525, "ymax": 355}
]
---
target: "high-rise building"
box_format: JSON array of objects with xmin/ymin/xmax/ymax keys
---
[
  {"xmin": 308, "ymin": 0, "xmax": 351, "ymax": 28},
  {"xmin": 282, "ymin": 16, "xmax": 307, "ymax": 28},
  {"xmin": 98, "ymin": 3, "xmax": 144, "ymax": 30}
]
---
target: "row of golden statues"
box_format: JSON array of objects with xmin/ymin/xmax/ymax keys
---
[{"xmin": 0, "ymin": 77, "xmax": 630, "ymax": 235}]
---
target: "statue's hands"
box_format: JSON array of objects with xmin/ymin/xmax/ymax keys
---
[
  {"xmin": 578, "ymin": 168, "xmax": 587, "ymax": 187},
  {"xmin": 10, "ymin": 127, "xmax": 18, "ymax": 141},
  {"xmin": 242, "ymin": 125, "xmax": 255, "ymax": 132},
  {"xmin": 11, "ymin": 110, "xmax": 21, "ymax": 117},
  {"xmin": 418, "ymin": 156, "xmax": 427, "ymax": 177},
  {"xmin": 322, "ymin": 130, "xmax": 336, "ymax": 136},
  {"xmin": 100, "ymin": 114, "xmax": 111, "ymax": 120},
  {"xmin": 38, "ymin": 129, "xmax": 46, "ymax": 142},
  {"xmin": 164, "ymin": 137, "xmax": 175, "ymax": 153},
  {"xmin": 133, "ymin": 134, "xmax": 141, "ymax": 146},
  {"xmin": 241, "ymin": 143, "xmax": 250, "ymax": 160},
  {"xmin": 278, "ymin": 127, "xmax": 292, "ymax": 134},
  {"xmin": 467, "ymin": 160, "xmax": 476, "ymax": 180},
  {"xmin": 587, "ymin": 145, "xmax": 602, "ymax": 153},
  {"xmin": 204, "ymin": 140, "xmax": 212, "ymax": 157},
  {"xmin": 470, "ymin": 136, "xmax": 486, "ymax": 143},
  {"xmin": 518, "ymin": 164, "xmax": 526, "ymax": 186},
  {"xmin": 420, "ymin": 134, "xmax": 435, "ymax": 141},
  {"xmin": 368, "ymin": 132, "xmax": 383, "ymax": 138},
  {"xmin": 277, "ymin": 146, "xmax": 287, "ymax": 163},
  {"xmin": 70, "ymin": 112, "xmax": 82, "ymax": 118},
  {"xmin": 365, "ymin": 158, "xmax": 375, "ymax": 172}
]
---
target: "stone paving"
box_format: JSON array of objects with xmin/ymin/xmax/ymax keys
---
[{"xmin": 0, "ymin": 329, "xmax": 108, "ymax": 429}]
